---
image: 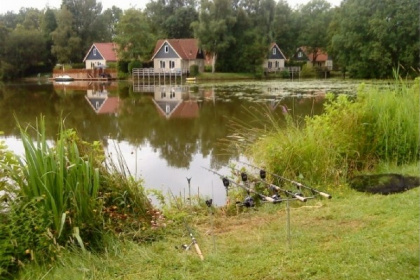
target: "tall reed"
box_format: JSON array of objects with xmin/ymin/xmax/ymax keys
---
[
  {"xmin": 8, "ymin": 116, "xmax": 101, "ymax": 244},
  {"xmin": 243, "ymin": 79, "xmax": 419, "ymax": 187}
]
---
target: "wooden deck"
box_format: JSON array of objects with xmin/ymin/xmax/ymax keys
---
[
  {"xmin": 52, "ymin": 68, "xmax": 117, "ymax": 81},
  {"xmin": 132, "ymin": 68, "xmax": 188, "ymax": 81}
]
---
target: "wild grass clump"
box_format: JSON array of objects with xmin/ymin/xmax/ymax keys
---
[
  {"xmin": 0, "ymin": 117, "xmax": 159, "ymax": 278},
  {"xmin": 243, "ymin": 78, "xmax": 419, "ymax": 187}
]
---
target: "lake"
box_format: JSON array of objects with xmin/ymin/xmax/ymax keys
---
[{"xmin": 0, "ymin": 78, "xmax": 364, "ymax": 205}]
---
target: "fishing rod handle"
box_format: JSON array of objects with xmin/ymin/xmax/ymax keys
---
[
  {"xmin": 294, "ymin": 194, "xmax": 307, "ymax": 202},
  {"xmin": 194, "ymin": 243, "xmax": 204, "ymax": 261},
  {"xmin": 319, "ymin": 191, "xmax": 332, "ymax": 199},
  {"xmin": 264, "ymin": 196, "xmax": 275, "ymax": 203}
]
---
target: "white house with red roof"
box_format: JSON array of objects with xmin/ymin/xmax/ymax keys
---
[
  {"xmin": 293, "ymin": 46, "xmax": 333, "ymax": 70},
  {"xmin": 150, "ymin": 39, "xmax": 205, "ymax": 73},
  {"xmin": 83, "ymin": 43, "xmax": 118, "ymax": 69}
]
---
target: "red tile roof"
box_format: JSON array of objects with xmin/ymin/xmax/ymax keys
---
[
  {"xmin": 152, "ymin": 39, "xmax": 201, "ymax": 60},
  {"xmin": 299, "ymin": 47, "xmax": 329, "ymax": 62}
]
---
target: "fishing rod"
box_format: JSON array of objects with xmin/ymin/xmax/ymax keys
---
[
  {"xmin": 182, "ymin": 223, "xmax": 205, "ymax": 261},
  {"xmin": 170, "ymin": 190, "xmax": 205, "ymax": 261},
  {"xmin": 230, "ymin": 167, "xmax": 308, "ymax": 202},
  {"xmin": 237, "ymin": 161, "xmax": 332, "ymax": 199},
  {"xmin": 202, "ymin": 166, "xmax": 279, "ymax": 204}
]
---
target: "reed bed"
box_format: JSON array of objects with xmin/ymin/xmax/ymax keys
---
[
  {"xmin": 241, "ymin": 79, "xmax": 419, "ymax": 188},
  {"xmin": 0, "ymin": 117, "xmax": 157, "ymax": 278}
]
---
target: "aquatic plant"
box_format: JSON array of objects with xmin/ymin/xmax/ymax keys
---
[
  {"xmin": 240, "ymin": 78, "xmax": 419, "ymax": 187},
  {"xmin": 0, "ymin": 117, "xmax": 158, "ymax": 277}
]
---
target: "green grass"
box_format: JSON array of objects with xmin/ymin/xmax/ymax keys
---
[
  {"xmin": 197, "ymin": 72, "xmax": 256, "ymax": 80},
  {"xmin": 16, "ymin": 184, "xmax": 419, "ymax": 280}
]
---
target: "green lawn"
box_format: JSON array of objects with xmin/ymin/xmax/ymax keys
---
[{"xmin": 18, "ymin": 186, "xmax": 419, "ymax": 280}]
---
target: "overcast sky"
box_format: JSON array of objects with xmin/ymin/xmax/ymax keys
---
[{"xmin": 0, "ymin": 0, "xmax": 342, "ymax": 14}]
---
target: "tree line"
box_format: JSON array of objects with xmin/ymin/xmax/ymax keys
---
[{"xmin": 0, "ymin": 0, "xmax": 418, "ymax": 80}]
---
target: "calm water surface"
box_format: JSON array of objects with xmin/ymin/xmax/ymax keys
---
[{"xmin": 0, "ymin": 78, "xmax": 362, "ymax": 205}]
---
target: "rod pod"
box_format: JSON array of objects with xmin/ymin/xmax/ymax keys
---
[
  {"xmin": 202, "ymin": 167, "xmax": 277, "ymax": 203},
  {"xmin": 237, "ymin": 161, "xmax": 332, "ymax": 199},
  {"xmin": 230, "ymin": 167, "xmax": 308, "ymax": 202}
]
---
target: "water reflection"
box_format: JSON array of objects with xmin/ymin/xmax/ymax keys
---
[
  {"xmin": 0, "ymin": 79, "xmax": 352, "ymax": 205},
  {"xmin": 85, "ymin": 83, "xmax": 120, "ymax": 115}
]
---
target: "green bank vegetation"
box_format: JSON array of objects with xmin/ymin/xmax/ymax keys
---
[{"xmin": 0, "ymin": 78, "xmax": 419, "ymax": 279}]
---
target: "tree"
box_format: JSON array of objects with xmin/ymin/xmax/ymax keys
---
[
  {"xmin": 51, "ymin": 7, "xmax": 81, "ymax": 64},
  {"xmin": 163, "ymin": 6, "xmax": 198, "ymax": 38},
  {"xmin": 297, "ymin": 0, "xmax": 333, "ymax": 66},
  {"xmin": 2, "ymin": 27, "xmax": 47, "ymax": 77},
  {"xmin": 41, "ymin": 8, "xmax": 58, "ymax": 68},
  {"xmin": 329, "ymin": 0, "xmax": 419, "ymax": 78},
  {"xmin": 192, "ymin": 0, "xmax": 236, "ymax": 73},
  {"xmin": 100, "ymin": 6, "xmax": 123, "ymax": 40},
  {"xmin": 61, "ymin": 0, "xmax": 104, "ymax": 61},
  {"xmin": 272, "ymin": 0, "xmax": 296, "ymax": 58},
  {"xmin": 114, "ymin": 9, "xmax": 156, "ymax": 62},
  {"xmin": 145, "ymin": 0, "xmax": 198, "ymax": 38}
]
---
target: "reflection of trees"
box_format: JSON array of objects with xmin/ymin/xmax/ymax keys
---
[{"xmin": 0, "ymin": 83, "xmax": 326, "ymax": 170}]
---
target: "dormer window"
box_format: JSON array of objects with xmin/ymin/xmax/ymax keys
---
[
  {"xmin": 273, "ymin": 48, "xmax": 276, "ymax": 55},
  {"xmin": 164, "ymin": 45, "xmax": 169, "ymax": 53},
  {"xmin": 93, "ymin": 48, "xmax": 97, "ymax": 56}
]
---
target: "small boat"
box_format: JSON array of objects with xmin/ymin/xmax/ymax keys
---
[
  {"xmin": 186, "ymin": 77, "xmax": 196, "ymax": 82},
  {"xmin": 54, "ymin": 75, "xmax": 74, "ymax": 82}
]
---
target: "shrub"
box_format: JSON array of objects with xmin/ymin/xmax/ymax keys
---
[
  {"xmin": 300, "ymin": 64, "xmax": 316, "ymax": 78},
  {"xmin": 117, "ymin": 60, "xmax": 130, "ymax": 74},
  {"xmin": 190, "ymin": 65, "xmax": 199, "ymax": 76},
  {"xmin": 204, "ymin": 65, "xmax": 212, "ymax": 72},
  {"xmin": 128, "ymin": 60, "xmax": 142, "ymax": 74},
  {"xmin": 280, "ymin": 70, "xmax": 290, "ymax": 79},
  {"xmin": 71, "ymin": 63, "xmax": 85, "ymax": 69}
]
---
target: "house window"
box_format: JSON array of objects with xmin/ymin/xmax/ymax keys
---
[
  {"xmin": 160, "ymin": 61, "xmax": 166, "ymax": 68},
  {"xmin": 164, "ymin": 45, "xmax": 169, "ymax": 53},
  {"xmin": 273, "ymin": 48, "xmax": 276, "ymax": 55},
  {"xmin": 93, "ymin": 48, "xmax": 97, "ymax": 56},
  {"xmin": 169, "ymin": 61, "xmax": 175, "ymax": 69},
  {"xmin": 275, "ymin": 61, "xmax": 279, "ymax": 68},
  {"xmin": 298, "ymin": 52, "xmax": 303, "ymax": 58},
  {"xmin": 268, "ymin": 62, "xmax": 272, "ymax": 69}
]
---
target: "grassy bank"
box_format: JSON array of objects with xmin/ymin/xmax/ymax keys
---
[
  {"xmin": 17, "ymin": 182, "xmax": 419, "ymax": 279},
  {"xmin": 3, "ymin": 78, "xmax": 419, "ymax": 279},
  {"xmin": 196, "ymin": 72, "xmax": 256, "ymax": 80}
]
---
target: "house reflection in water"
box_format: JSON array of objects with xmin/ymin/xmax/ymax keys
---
[
  {"xmin": 85, "ymin": 83, "xmax": 120, "ymax": 115},
  {"xmin": 152, "ymin": 85, "xmax": 199, "ymax": 119}
]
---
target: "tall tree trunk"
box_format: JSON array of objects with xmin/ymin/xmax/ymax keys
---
[{"xmin": 212, "ymin": 53, "xmax": 217, "ymax": 73}]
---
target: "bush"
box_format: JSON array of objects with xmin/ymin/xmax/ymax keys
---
[
  {"xmin": 190, "ymin": 65, "xmax": 199, "ymax": 76},
  {"xmin": 280, "ymin": 70, "xmax": 290, "ymax": 79},
  {"xmin": 204, "ymin": 65, "xmax": 212, "ymax": 72},
  {"xmin": 71, "ymin": 63, "xmax": 85, "ymax": 69},
  {"xmin": 107, "ymin": 62, "xmax": 117, "ymax": 70},
  {"xmin": 253, "ymin": 66, "xmax": 264, "ymax": 79},
  {"xmin": 300, "ymin": 64, "xmax": 316, "ymax": 78},
  {"xmin": 128, "ymin": 60, "xmax": 142, "ymax": 74},
  {"xmin": 117, "ymin": 60, "xmax": 130, "ymax": 74}
]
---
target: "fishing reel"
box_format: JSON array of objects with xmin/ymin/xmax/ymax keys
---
[
  {"xmin": 236, "ymin": 195, "xmax": 255, "ymax": 208},
  {"xmin": 205, "ymin": 199, "xmax": 212, "ymax": 207},
  {"xmin": 177, "ymin": 242, "xmax": 193, "ymax": 251}
]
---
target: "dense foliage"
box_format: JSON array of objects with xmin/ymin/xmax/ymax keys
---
[
  {"xmin": 241, "ymin": 78, "xmax": 419, "ymax": 186},
  {"xmin": 0, "ymin": 0, "xmax": 418, "ymax": 79}
]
